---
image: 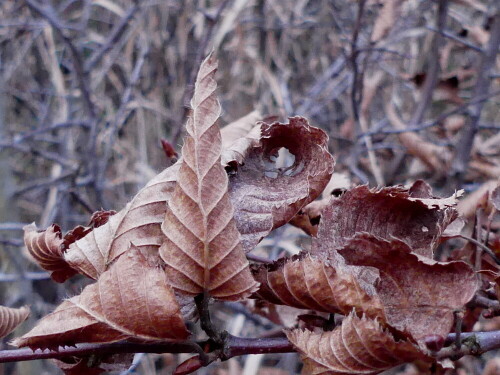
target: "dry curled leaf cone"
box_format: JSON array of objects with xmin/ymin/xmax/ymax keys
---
[
  {"xmin": 227, "ymin": 116, "xmax": 335, "ymax": 253},
  {"xmin": 252, "ymin": 253, "xmax": 384, "ymax": 319},
  {"xmin": 311, "ymin": 181, "xmax": 461, "ymax": 259},
  {"xmin": 287, "ymin": 312, "xmax": 430, "ymax": 375},
  {"xmin": 13, "ymin": 246, "xmax": 189, "ymax": 349},
  {"xmin": 0, "ymin": 305, "xmax": 29, "ymax": 339},
  {"xmin": 339, "ymin": 233, "xmax": 479, "ymax": 348},
  {"xmin": 63, "ymin": 162, "xmax": 180, "ymax": 280},
  {"xmin": 160, "ymin": 53, "xmax": 258, "ymax": 301},
  {"xmin": 23, "ymin": 223, "xmax": 77, "ymax": 282}
]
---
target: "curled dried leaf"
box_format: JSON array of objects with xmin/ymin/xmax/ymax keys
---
[
  {"xmin": 228, "ymin": 116, "xmax": 335, "ymax": 253},
  {"xmin": 0, "ymin": 305, "xmax": 29, "ymax": 339},
  {"xmin": 53, "ymin": 353, "xmax": 133, "ymax": 375},
  {"xmin": 339, "ymin": 234, "xmax": 479, "ymax": 346},
  {"xmin": 312, "ymin": 182, "xmax": 460, "ymax": 258},
  {"xmin": 14, "ymin": 246, "xmax": 189, "ymax": 349},
  {"xmin": 160, "ymin": 53, "xmax": 257, "ymax": 300},
  {"xmin": 252, "ymin": 254, "xmax": 384, "ymax": 319},
  {"xmin": 287, "ymin": 313, "xmax": 429, "ymax": 375},
  {"xmin": 63, "ymin": 163, "xmax": 180, "ymax": 279},
  {"xmin": 221, "ymin": 109, "xmax": 262, "ymax": 149},
  {"xmin": 23, "ymin": 223, "xmax": 77, "ymax": 282}
]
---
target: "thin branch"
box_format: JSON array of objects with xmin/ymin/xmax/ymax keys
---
[
  {"xmin": 408, "ymin": 0, "xmax": 448, "ymax": 126},
  {"xmin": 458, "ymin": 234, "xmax": 500, "ymax": 265},
  {"xmin": 1, "ymin": 331, "xmax": 499, "ymax": 364},
  {"xmin": 358, "ymin": 89, "xmax": 500, "ymax": 137},
  {"xmin": 450, "ymin": 6, "xmax": 500, "ymax": 186}
]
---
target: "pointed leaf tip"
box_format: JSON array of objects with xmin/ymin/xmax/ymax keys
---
[{"xmin": 160, "ymin": 54, "xmax": 258, "ymax": 301}]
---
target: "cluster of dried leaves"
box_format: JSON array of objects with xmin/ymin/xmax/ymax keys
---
[{"xmin": 2, "ymin": 54, "xmax": 498, "ymax": 375}]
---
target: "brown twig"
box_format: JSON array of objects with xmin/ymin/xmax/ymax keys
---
[
  {"xmin": 1, "ymin": 331, "xmax": 499, "ymax": 364},
  {"xmin": 450, "ymin": 6, "xmax": 500, "ymax": 187}
]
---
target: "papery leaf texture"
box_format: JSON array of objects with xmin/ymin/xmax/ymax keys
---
[
  {"xmin": 227, "ymin": 116, "xmax": 335, "ymax": 253},
  {"xmin": 160, "ymin": 53, "xmax": 258, "ymax": 300},
  {"xmin": 287, "ymin": 313, "xmax": 429, "ymax": 375},
  {"xmin": 63, "ymin": 162, "xmax": 180, "ymax": 280},
  {"xmin": 220, "ymin": 109, "xmax": 262, "ymax": 149},
  {"xmin": 14, "ymin": 246, "xmax": 189, "ymax": 349},
  {"xmin": 339, "ymin": 234, "xmax": 479, "ymax": 346},
  {"xmin": 53, "ymin": 353, "xmax": 134, "ymax": 375},
  {"xmin": 312, "ymin": 182, "xmax": 461, "ymax": 258},
  {"xmin": 23, "ymin": 223, "xmax": 78, "ymax": 282},
  {"xmin": 252, "ymin": 254, "xmax": 384, "ymax": 319},
  {"xmin": 0, "ymin": 305, "xmax": 29, "ymax": 339}
]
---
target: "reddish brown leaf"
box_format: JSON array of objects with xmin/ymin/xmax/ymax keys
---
[
  {"xmin": 160, "ymin": 53, "xmax": 258, "ymax": 300},
  {"xmin": 0, "ymin": 305, "xmax": 29, "ymax": 339},
  {"xmin": 88, "ymin": 209, "xmax": 117, "ymax": 229},
  {"xmin": 13, "ymin": 246, "xmax": 189, "ymax": 349},
  {"xmin": 227, "ymin": 116, "xmax": 335, "ymax": 253},
  {"xmin": 312, "ymin": 183, "xmax": 460, "ymax": 258},
  {"xmin": 23, "ymin": 223, "xmax": 77, "ymax": 282},
  {"xmin": 252, "ymin": 254, "xmax": 384, "ymax": 319},
  {"xmin": 287, "ymin": 313, "xmax": 429, "ymax": 375},
  {"xmin": 161, "ymin": 138, "xmax": 179, "ymax": 159},
  {"xmin": 63, "ymin": 163, "xmax": 180, "ymax": 279},
  {"xmin": 339, "ymin": 234, "xmax": 479, "ymax": 346}
]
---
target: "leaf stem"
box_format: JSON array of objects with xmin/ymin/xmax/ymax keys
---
[{"xmin": 194, "ymin": 292, "xmax": 221, "ymax": 342}]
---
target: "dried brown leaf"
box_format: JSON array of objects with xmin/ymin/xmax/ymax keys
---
[
  {"xmin": 53, "ymin": 353, "xmax": 133, "ymax": 375},
  {"xmin": 228, "ymin": 116, "xmax": 335, "ymax": 252},
  {"xmin": 63, "ymin": 162, "xmax": 180, "ymax": 279},
  {"xmin": 287, "ymin": 313, "xmax": 428, "ymax": 375},
  {"xmin": 0, "ymin": 306, "xmax": 29, "ymax": 339},
  {"xmin": 221, "ymin": 109, "xmax": 262, "ymax": 149},
  {"xmin": 339, "ymin": 234, "xmax": 479, "ymax": 346},
  {"xmin": 23, "ymin": 223, "xmax": 77, "ymax": 282},
  {"xmin": 14, "ymin": 246, "xmax": 189, "ymax": 349},
  {"xmin": 160, "ymin": 53, "xmax": 257, "ymax": 300},
  {"xmin": 288, "ymin": 200, "xmax": 326, "ymax": 237},
  {"xmin": 252, "ymin": 254, "xmax": 384, "ymax": 319},
  {"xmin": 311, "ymin": 183, "xmax": 460, "ymax": 258}
]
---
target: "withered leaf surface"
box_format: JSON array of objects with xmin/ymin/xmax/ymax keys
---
[
  {"xmin": 287, "ymin": 313, "xmax": 428, "ymax": 375},
  {"xmin": 220, "ymin": 109, "xmax": 262, "ymax": 149},
  {"xmin": 252, "ymin": 254, "xmax": 384, "ymax": 319},
  {"xmin": 339, "ymin": 234, "xmax": 478, "ymax": 346},
  {"xmin": 312, "ymin": 182, "xmax": 460, "ymax": 258},
  {"xmin": 23, "ymin": 223, "xmax": 77, "ymax": 282},
  {"xmin": 14, "ymin": 246, "xmax": 189, "ymax": 349},
  {"xmin": 0, "ymin": 305, "xmax": 29, "ymax": 339},
  {"xmin": 160, "ymin": 54, "xmax": 258, "ymax": 300},
  {"xmin": 63, "ymin": 162, "xmax": 180, "ymax": 279},
  {"xmin": 228, "ymin": 116, "xmax": 335, "ymax": 253}
]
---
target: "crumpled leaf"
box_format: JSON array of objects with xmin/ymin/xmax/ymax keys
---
[
  {"xmin": 13, "ymin": 246, "xmax": 189, "ymax": 349},
  {"xmin": 221, "ymin": 109, "xmax": 262, "ymax": 149},
  {"xmin": 339, "ymin": 234, "xmax": 479, "ymax": 347},
  {"xmin": 311, "ymin": 182, "xmax": 461, "ymax": 258},
  {"xmin": 227, "ymin": 116, "xmax": 335, "ymax": 253},
  {"xmin": 0, "ymin": 305, "xmax": 29, "ymax": 339},
  {"xmin": 160, "ymin": 53, "xmax": 258, "ymax": 300},
  {"xmin": 252, "ymin": 254, "xmax": 384, "ymax": 319},
  {"xmin": 53, "ymin": 353, "xmax": 133, "ymax": 375},
  {"xmin": 287, "ymin": 313, "xmax": 429, "ymax": 375},
  {"xmin": 63, "ymin": 163, "xmax": 180, "ymax": 280},
  {"xmin": 23, "ymin": 223, "xmax": 79, "ymax": 282}
]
